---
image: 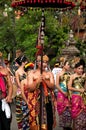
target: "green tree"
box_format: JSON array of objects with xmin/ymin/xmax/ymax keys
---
[
  {"xmin": 1, "ymin": 1, "xmax": 85, "ymax": 65},
  {"xmin": 0, "ymin": 1, "xmax": 16, "ymax": 59}
]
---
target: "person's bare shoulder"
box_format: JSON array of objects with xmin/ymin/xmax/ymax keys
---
[
  {"xmin": 4, "ymin": 67, "xmax": 9, "ymax": 75},
  {"xmin": 48, "ymin": 71, "xmax": 53, "ymax": 75},
  {"xmin": 21, "ymin": 78, "xmax": 26, "ymax": 85},
  {"xmin": 15, "ymin": 68, "xmax": 20, "ymax": 75},
  {"xmin": 70, "ymin": 73, "xmax": 76, "ymax": 80},
  {"xmin": 27, "ymin": 69, "xmax": 35, "ymax": 76}
]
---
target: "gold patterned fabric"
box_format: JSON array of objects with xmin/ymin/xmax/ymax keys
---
[
  {"xmin": 27, "ymin": 90, "xmax": 40, "ymax": 129},
  {"xmin": 72, "ymin": 76, "xmax": 86, "ymax": 104},
  {"xmin": 59, "ymin": 72, "xmax": 70, "ymax": 93},
  {"xmin": 27, "ymin": 84, "xmax": 56, "ymax": 130}
]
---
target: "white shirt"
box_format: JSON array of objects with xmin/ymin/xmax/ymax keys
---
[{"xmin": 52, "ymin": 67, "xmax": 62, "ymax": 84}]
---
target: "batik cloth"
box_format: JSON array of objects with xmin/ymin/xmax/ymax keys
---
[
  {"xmin": 71, "ymin": 94, "xmax": 86, "ymax": 118},
  {"xmin": 73, "ymin": 110, "xmax": 86, "ymax": 130},
  {"xmin": 27, "ymin": 81, "xmax": 56, "ymax": 130},
  {"xmin": 71, "ymin": 94, "xmax": 86, "ymax": 130},
  {"xmin": 16, "ymin": 94, "xmax": 29, "ymax": 130},
  {"xmin": 57, "ymin": 92, "xmax": 72, "ymax": 127},
  {"xmin": 27, "ymin": 89, "xmax": 40, "ymax": 130}
]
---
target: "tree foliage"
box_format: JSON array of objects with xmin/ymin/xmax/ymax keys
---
[{"xmin": 0, "ymin": 0, "xmax": 85, "ymax": 65}]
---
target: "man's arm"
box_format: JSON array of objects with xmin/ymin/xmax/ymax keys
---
[{"xmin": 44, "ymin": 72, "xmax": 55, "ymax": 89}]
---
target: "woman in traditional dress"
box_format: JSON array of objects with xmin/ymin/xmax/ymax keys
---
[
  {"xmin": 68, "ymin": 58, "xmax": 86, "ymax": 130},
  {"xmin": 27, "ymin": 55, "xmax": 56, "ymax": 130},
  {"xmin": 15, "ymin": 55, "xmax": 29, "ymax": 130},
  {"xmin": 56, "ymin": 58, "xmax": 72, "ymax": 130},
  {"xmin": 21, "ymin": 62, "xmax": 34, "ymax": 104},
  {"xmin": 21, "ymin": 62, "xmax": 34, "ymax": 129}
]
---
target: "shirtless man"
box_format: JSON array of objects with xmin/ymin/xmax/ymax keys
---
[
  {"xmin": 27, "ymin": 55, "xmax": 56, "ymax": 130},
  {"xmin": 28, "ymin": 55, "xmax": 54, "ymax": 90}
]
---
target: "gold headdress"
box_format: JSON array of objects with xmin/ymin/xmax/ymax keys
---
[
  {"xmin": 60, "ymin": 57, "xmax": 65, "ymax": 63},
  {"xmin": 36, "ymin": 55, "xmax": 49, "ymax": 62},
  {"xmin": 43, "ymin": 55, "xmax": 49, "ymax": 62},
  {"xmin": 70, "ymin": 56, "xmax": 80, "ymax": 68},
  {"xmin": 59, "ymin": 57, "xmax": 67, "ymax": 67}
]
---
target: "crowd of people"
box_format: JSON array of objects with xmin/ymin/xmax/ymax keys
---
[{"xmin": 0, "ymin": 50, "xmax": 86, "ymax": 130}]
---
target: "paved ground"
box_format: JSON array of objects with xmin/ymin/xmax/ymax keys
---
[
  {"xmin": 11, "ymin": 102, "xmax": 62, "ymax": 130},
  {"xmin": 11, "ymin": 102, "xmax": 18, "ymax": 130}
]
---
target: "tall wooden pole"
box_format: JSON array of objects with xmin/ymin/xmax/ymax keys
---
[
  {"xmin": 40, "ymin": 8, "xmax": 45, "ymax": 74},
  {"xmin": 39, "ymin": 8, "xmax": 45, "ymax": 130}
]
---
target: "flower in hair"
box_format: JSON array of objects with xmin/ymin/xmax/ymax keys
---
[{"xmin": 25, "ymin": 62, "xmax": 34, "ymax": 69}]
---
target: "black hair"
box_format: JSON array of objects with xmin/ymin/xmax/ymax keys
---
[
  {"xmin": 24, "ymin": 66, "xmax": 29, "ymax": 72},
  {"xmin": 24, "ymin": 66, "xmax": 33, "ymax": 72},
  {"xmin": 24, "ymin": 63, "xmax": 34, "ymax": 72},
  {"xmin": 54, "ymin": 61, "xmax": 60, "ymax": 67},
  {"xmin": 75, "ymin": 59, "xmax": 85, "ymax": 68},
  {"xmin": 64, "ymin": 60, "xmax": 68, "ymax": 65},
  {"xmin": 15, "ymin": 55, "xmax": 27, "ymax": 66}
]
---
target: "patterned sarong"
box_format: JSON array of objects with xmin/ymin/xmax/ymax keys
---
[
  {"xmin": 73, "ymin": 111, "xmax": 86, "ymax": 130},
  {"xmin": 57, "ymin": 91, "xmax": 72, "ymax": 128},
  {"xmin": 16, "ymin": 94, "xmax": 29, "ymax": 130},
  {"xmin": 57, "ymin": 92, "xmax": 70, "ymax": 115},
  {"xmin": 28, "ymin": 91, "xmax": 39, "ymax": 129},
  {"xmin": 71, "ymin": 94, "xmax": 86, "ymax": 119},
  {"xmin": 71, "ymin": 94, "xmax": 86, "ymax": 130},
  {"xmin": 27, "ymin": 84, "xmax": 56, "ymax": 130}
]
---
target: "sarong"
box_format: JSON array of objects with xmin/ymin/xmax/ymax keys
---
[
  {"xmin": 57, "ymin": 92, "xmax": 70, "ymax": 115},
  {"xmin": 28, "ymin": 91, "xmax": 39, "ymax": 129},
  {"xmin": 71, "ymin": 94, "xmax": 86, "ymax": 130},
  {"xmin": 28, "ymin": 86, "xmax": 56, "ymax": 130},
  {"xmin": 71, "ymin": 94, "xmax": 86, "ymax": 118},
  {"xmin": 73, "ymin": 111, "xmax": 86, "ymax": 130},
  {"xmin": 16, "ymin": 94, "xmax": 29, "ymax": 130},
  {"xmin": 57, "ymin": 91, "xmax": 72, "ymax": 128}
]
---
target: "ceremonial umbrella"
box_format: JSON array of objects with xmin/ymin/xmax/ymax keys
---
[{"xmin": 11, "ymin": 0, "xmax": 75, "ymax": 8}]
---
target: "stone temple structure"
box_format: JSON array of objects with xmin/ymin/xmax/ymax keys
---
[{"xmin": 61, "ymin": 30, "xmax": 80, "ymax": 59}]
